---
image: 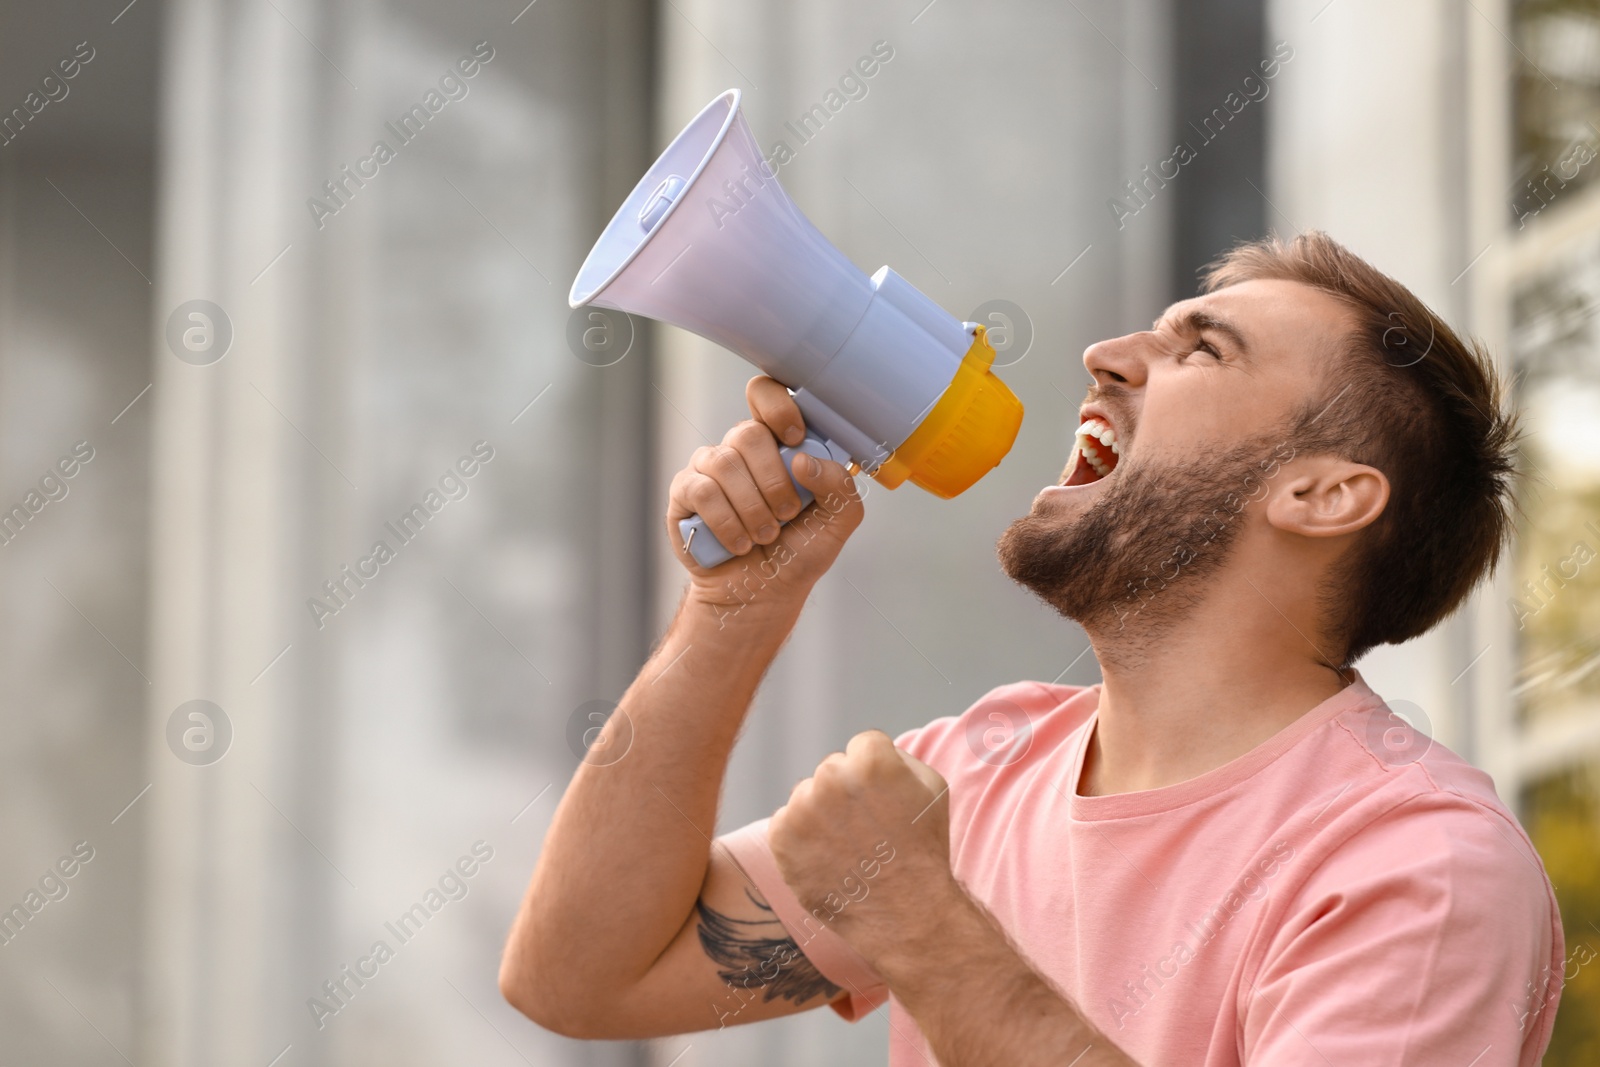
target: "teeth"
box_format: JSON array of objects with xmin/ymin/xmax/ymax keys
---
[
  {"xmin": 1074, "ymin": 418, "xmax": 1117, "ymax": 445},
  {"xmin": 1066, "ymin": 416, "xmax": 1122, "ymax": 483}
]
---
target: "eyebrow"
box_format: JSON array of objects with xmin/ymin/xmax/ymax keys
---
[{"xmin": 1155, "ymin": 309, "xmax": 1253, "ymax": 359}]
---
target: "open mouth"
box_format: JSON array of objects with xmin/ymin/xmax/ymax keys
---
[{"xmin": 1057, "ymin": 417, "xmax": 1121, "ymax": 488}]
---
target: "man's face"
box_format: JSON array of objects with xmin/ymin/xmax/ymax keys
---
[{"xmin": 996, "ymin": 278, "xmax": 1356, "ymax": 636}]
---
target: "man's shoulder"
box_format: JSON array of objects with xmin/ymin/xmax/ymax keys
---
[
  {"xmin": 967, "ymin": 678, "xmax": 1096, "ymax": 719},
  {"xmin": 894, "ymin": 679, "xmax": 1097, "ymax": 776},
  {"xmin": 1317, "ymin": 691, "xmax": 1535, "ymax": 861},
  {"xmin": 1244, "ymin": 727, "xmax": 1565, "ymax": 1067},
  {"xmin": 1284, "ymin": 708, "xmax": 1557, "ymax": 935},
  {"xmin": 1306, "ymin": 764, "xmax": 1545, "ymax": 885}
]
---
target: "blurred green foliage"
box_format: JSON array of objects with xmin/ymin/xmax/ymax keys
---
[
  {"xmin": 1510, "ymin": 411, "xmax": 1600, "ymax": 1066},
  {"xmin": 1523, "ymin": 766, "xmax": 1600, "ymax": 1063}
]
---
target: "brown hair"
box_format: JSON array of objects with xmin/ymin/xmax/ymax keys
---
[{"xmin": 1202, "ymin": 231, "xmax": 1520, "ymax": 666}]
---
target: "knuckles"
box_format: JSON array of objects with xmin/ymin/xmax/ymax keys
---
[
  {"xmin": 705, "ymin": 445, "xmax": 743, "ymax": 478},
  {"xmin": 782, "ymin": 777, "xmax": 817, "ymax": 819},
  {"xmin": 726, "ymin": 419, "xmax": 773, "ymax": 452},
  {"xmin": 809, "ymin": 756, "xmax": 853, "ymax": 797},
  {"xmin": 806, "ymin": 734, "xmax": 900, "ymax": 797},
  {"xmin": 683, "ymin": 474, "xmax": 722, "ymax": 512},
  {"xmin": 846, "ymin": 730, "xmax": 900, "ymax": 771},
  {"xmin": 669, "ymin": 412, "xmax": 865, "ymax": 577}
]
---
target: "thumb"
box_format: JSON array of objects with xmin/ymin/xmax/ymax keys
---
[{"xmin": 790, "ymin": 454, "xmax": 864, "ymax": 530}]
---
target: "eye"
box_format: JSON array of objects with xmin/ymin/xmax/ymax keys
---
[{"xmin": 1189, "ymin": 337, "xmax": 1222, "ymax": 359}]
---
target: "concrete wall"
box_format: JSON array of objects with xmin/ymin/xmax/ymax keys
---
[
  {"xmin": 1266, "ymin": 0, "xmax": 1511, "ymax": 775},
  {"xmin": 650, "ymin": 2, "xmax": 1171, "ymax": 1063},
  {"xmin": 0, "ymin": 1, "xmax": 160, "ymax": 1059},
  {"xmin": 0, "ymin": 0, "xmax": 659, "ymax": 1064}
]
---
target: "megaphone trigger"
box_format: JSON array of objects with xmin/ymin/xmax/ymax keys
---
[{"xmin": 678, "ymin": 430, "xmax": 841, "ymax": 569}]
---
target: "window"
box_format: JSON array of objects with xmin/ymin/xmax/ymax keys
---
[{"xmin": 1508, "ymin": 2, "xmax": 1600, "ymax": 1057}]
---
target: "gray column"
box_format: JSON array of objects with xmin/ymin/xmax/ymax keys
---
[
  {"xmin": 651, "ymin": 3, "xmax": 1171, "ymax": 1064},
  {"xmin": 142, "ymin": 0, "xmax": 657, "ymax": 1064},
  {"xmin": 1267, "ymin": 0, "xmax": 1499, "ymax": 768},
  {"xmin": 142, "ymin": 0, "xmax": 343, "ymax": 1062}
]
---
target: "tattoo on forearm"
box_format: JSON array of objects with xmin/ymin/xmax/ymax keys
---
[{"xmin": 696, "ymin": 888, "xmax": 842, "ymax": 1007}]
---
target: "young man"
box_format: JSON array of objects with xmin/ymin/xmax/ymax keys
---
[{"xmin": 500, "ymin": 232, "xmax": 1565, "ymax": 1065}]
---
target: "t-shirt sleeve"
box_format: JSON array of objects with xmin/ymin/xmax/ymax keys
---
[
  {"xmin": 1242, "ymin": 796, "xmax": 1563, "ymax": 1066},
  {"xmin": 894, "ymin": 680, "xmax": 1082, "ymax": 774},
  {"xmin": 719, "ymin": 818, "xmax": 890, "ymax": 1021}
]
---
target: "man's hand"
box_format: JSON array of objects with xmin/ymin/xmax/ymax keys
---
[
  {"xmin": 667, "ymin": 376, "xmax": 864, "ymax": 613},
  {"xmin": 768, "ymin": 732, "xmax": 1140, "ymax": 1066},
  {"xmin": 768, "ymin": 731, "xmax": 957, "ymax": 960}
]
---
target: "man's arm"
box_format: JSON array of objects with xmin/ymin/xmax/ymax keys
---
[
  {"xmin": 499, "ymin": 377, "xmax": 865, "ymax": 1038},
  {"xmin": 874, "ymin": 874, "xmax": 1139, "ymax": 1065},
  {"xmin": 770, "ymin": 730, "xmax": 1140, "ymax": 1065}
]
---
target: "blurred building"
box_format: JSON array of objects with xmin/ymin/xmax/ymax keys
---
[{"xmin": 0, "ymin": 0, "xmax": 1592, "ymax": 1064}]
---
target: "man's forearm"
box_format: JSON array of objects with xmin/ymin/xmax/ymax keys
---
[
  {"xmin": 501, "ymin": 587, "xmax": 802, "ymax": 1010},
  {"xmin": 871, "ymin": 880, "xmax": 1139, "ymax": 1067}
]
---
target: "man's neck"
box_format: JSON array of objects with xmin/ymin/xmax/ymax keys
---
[{"xmin": 1077, "ymin": 573, "xmax": 1350, "ymax": 797}]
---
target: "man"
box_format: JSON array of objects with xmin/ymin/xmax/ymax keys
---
[{"xmin": 500, "ymin": 232, "xmax": 1565, "ymax": 1065}]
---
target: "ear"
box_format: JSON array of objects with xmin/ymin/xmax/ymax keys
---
[{"xmin": 1265, "ymin": 457, "xmax": 1389, "ymax": 539}]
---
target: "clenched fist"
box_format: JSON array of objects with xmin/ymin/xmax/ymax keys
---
[{"xmin": 768, "ymin": 730, "xmax": 956, "ymax": 962}]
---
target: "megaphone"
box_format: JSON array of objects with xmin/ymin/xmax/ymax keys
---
[{"xmin": 570, "ymin": 89, "xmax": 1023, "ymax": 568}]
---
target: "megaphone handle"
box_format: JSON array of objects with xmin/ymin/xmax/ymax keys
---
[{"xmin": 678, "ymin": 431, "xmax": 840, "ymax": 569}]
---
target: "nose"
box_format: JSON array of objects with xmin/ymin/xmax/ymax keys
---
[{"xmin": 1082, "ymin": 330, "xmax": 1151, "ymax": 389}]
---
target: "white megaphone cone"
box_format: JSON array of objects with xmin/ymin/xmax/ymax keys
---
[{"xmin": 571, "ymin": 89, "xmax": 1023, "ymax": 568}]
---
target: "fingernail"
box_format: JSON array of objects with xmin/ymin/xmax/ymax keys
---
[
  {"xmin": 799, "ymin": 454, "xmax": 819, "ymax": 477},
  {"xmin": 757, "ymin": 524, "xmax": 777, "ymax": 541},
  {"xmin": 733, "ymin": 536, "xmax": 751, "ymax": 553},
  {"xmin": 777, "ymin": 502, "xmax": 799, "ymax": 520},
  {"xmin": 785, "ymin": 425, "xmax": 804, "ymax": 445}
]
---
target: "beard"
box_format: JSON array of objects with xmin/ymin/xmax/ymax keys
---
[{"xmin": 996, "ymin": 431, "xmax": 1290, "ymax": 639}]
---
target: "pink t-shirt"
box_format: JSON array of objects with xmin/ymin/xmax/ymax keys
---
[{"xmin": 721, "ymin": 675, "xmax": 1564, "ymax": 1065}]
